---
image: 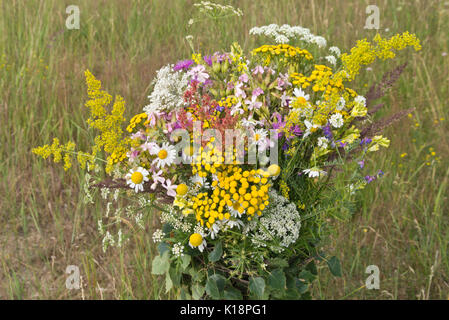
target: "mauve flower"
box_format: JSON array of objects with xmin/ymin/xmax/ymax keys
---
[
  {"xmin": 252, "ymin": 87, "xmax": 264, "ymax": 97},
  {"xmin": 173, "ymin": 59, "xmax": 194, "ymax": 71},
  {"xmin": 252, "ymin": 65, "xmax": 264, "ymax": 75},
  {"xmin": 365, "ymin": 175, "xmax": 376, "ymax": 183},
  {"xmin": 239, "ymin": 73, "xmax": 249, "ymax": 83},
  {"xmin": 358, "ymin": 160, "xmax": 365, "ymax": 168},
  {"xmin": 203, "ymin": 55, "xmax": 212, "ymax": 66}
]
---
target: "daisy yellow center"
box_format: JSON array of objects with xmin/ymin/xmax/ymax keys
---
[
  {"xmin": 176, "ymin": 184, "xmax": 188, "ymax": 196},
  {"xmin": 232, "ymin": 202, "xmax": 241, "ymax": 210},
  {"xmin": 158, "ymin": 149, "xmax": 168, "ymax": 159},
  {"xmin": 267, "ymin": 164, "xmax": 281, "ymax": 176},
  {"xmin": 297, "ymin": 97, "xmax": 307, "ymax": 104},
  {"xmin": 255, "ymin": 133, "xmax": 260, "ymax": 141},
  {"xmin": 131, "ymin": 171, "xmax": 144, "ymax": 184},
  {"xmin": 189, "ymin": 233, "xmax": 203, "ymax": 247}
]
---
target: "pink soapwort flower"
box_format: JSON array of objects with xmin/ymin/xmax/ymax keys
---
[
  {"xmin": 150, "ymin": 169, "xmax": 165, "ymax": 190},
  {"xmin": 234, "ymin": 81, "xmax": 247, "ymax": 98},
  {"xmin": 252, "ymin": 65, "xmax": 264, "ymax": 75},
  {"xmin": 187, "ymin": 64, "xmax": 209, "ymax": 83},
  {"xmin": 141, "ymin": 141, "xmax": 156, "ymax": 152},
  {"xmin": 245, "ymin": 95, "xmax": 262, "ymax": 111},
  {"xmin": 239, "ymin": 73, "xmax": 249, "ymax": 83},
  {"xmin": 163, "ymin": 179, "xmax": 177, "ymax": 197},
  {"xmin": 126, "ymin": 148, "xmax": 140, "ymax": 162},
  {"xmin": 252, "ymin": 87, "xmax": 264, "ymax": 97}
]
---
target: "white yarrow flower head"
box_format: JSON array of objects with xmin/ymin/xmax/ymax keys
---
[
  {"xmin": 126, "ymin": 167, "xmax": 150, "ymax": 193},
  {"xmin": 329, "ymin": 46, "xmax": 341, "ymax": 57},
  {"xmin": 172, "ymin": 242, "xmax": 184, "ymax": 258},
  {"xmin": 303, "ymin": 167, "xmax": 327, "ymax": 178},
  {"xmin": 354, "ymin": 95, "xmax": 367, "ymax": 107},
  {"xmin": 329, "ymin": 113, "xmax": 344, "ymax": 128},
  {"xmin": 325, "ymin": 55, "xmax": 337, "ymax": 66},
  {"xmin": 317, "ymin": 137, "xmax": 329, "ymax": 149},
  {"xmin": 143, "ymin": 64, "xmax": 189, "ymax": 115},
  {"xmin": 152, "ymin": 229, "xmax": 164, "ymax": 243},
  {"xmin": 150, "ymin": 142, "xmax": 176, "ymax": 168},
  {"xmin": 336, "ymin": 97, "xmax": 346, "ymax": 111}
]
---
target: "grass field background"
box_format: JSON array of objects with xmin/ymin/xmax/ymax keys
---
[{"xmin": 1, "ymin": 0, "xmax": 448, "ymax": 299}]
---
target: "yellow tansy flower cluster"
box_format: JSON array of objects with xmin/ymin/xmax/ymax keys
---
[
  {"xmin": 188, "ymin": 145, "xmax": 271, "ymax": 228},
  {"xmin": 252, "ymin": 44, "xmax": 313, "ymax": 65},
  {"xmin": 127, "ymin": 113, "xmax": 148, "ymax": 133}
]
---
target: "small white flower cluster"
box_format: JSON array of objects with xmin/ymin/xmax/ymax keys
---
[
  {"xmin": 194, "ymin": 1, "xmax": 243, "ymax": 17},
  {"xmin": 246, "ymin": 190, "xmax": 301, "ymax": 253},
  {"xmin": 144, "ymin": 64, "xmax": 189, "ymax": 115},
  {"xmin": 152, "ymin": 229, "xmax": 165, "ymax": 243},
  {"xmin": 249, "ymin": 23, "xmax": 327, "ymax": 47},
  {"xmin": 102, "ymin": 231, "xmax": 115, "ymax": 252},
  {"xmin": 160, "ymin": 207, "xmax": 192, "ymax": 233},
  {"xmin": 172, "ymin": 242, "xmax": 184, "ymax": 258}
]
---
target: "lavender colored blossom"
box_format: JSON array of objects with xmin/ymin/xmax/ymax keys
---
[
  {"xmin": 203, "ymin": 55, "xmax": 212, "ymax": 66},
  {"xmin": 252, "ymin": 87, "xmax": 264, "ymax": 97},
  {"xmin": 173, "ymin": 59, "xmax": 194, "ymax": 71}
]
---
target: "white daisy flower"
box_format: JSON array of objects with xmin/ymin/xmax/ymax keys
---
[
  {"xmin": 293, "ymin": 87, "xmax": 310, "ymax": 104},
  {"xmin": 188, "ymin": 232, "xmax": 207, "ymax": 252},
  {"xmin": 303, "ymin": 120, "xmax": 320, "ymax": 138},
  {"xmin": 209, "ymin": 222, "xmax": 221, "ymax": 239},
  {"xmin": 252, "ymin": 128, "xmax": 268, "ymax": 147},
  {"xmin": 329, "ymin": 113, "xmax": 344, "ymax": 128},
  {"xmin": 303, "ymin": 167, "xmax": 327, "ymax": 178},
  {"xmin": 190, "ymin": 174, "xmax": 211, "ymax": 189},
  {"xmin": 150, "ymin": 142, "xmax": 176, "ymax": 168},
  {"xmin": 227, "ymin": 203, "xmax": 244, "ymax": 218},
  {"xmin": 125, "ymin": 167, "xmax": 150, "ymax": 193},
  {"xmin": 226, "ymin": 219, "xmax": 245, "ymax": 230}
]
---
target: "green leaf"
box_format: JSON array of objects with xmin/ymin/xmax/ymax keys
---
[
  {"xmin": 169, "ymin": 267, "xmax": 181, "ymax": 287},
  {"xmin": 298, "ymin": 270, "xmax": 316, "ymax": 283},
  {"xmin": 305, "ymin": 260, "xmax": 318, "ymax": 275},
  {"xmin": 327, "ymin": 256, "xmax": 342, "ymax": 277},
  {"xmin": 157, "ymin": 242, "xmax": 170, "ymax": 255},
  {"xmin": 165, "ymin": 271, "xmax": 173, "ymax": 293},
  {"xmin": 192, "ymin": 283, "xmax": 205, "ymax": 300},
  {"xmin": 180, "ymin": 286, "xmax": 191, "ymax": 300},
  {"xmin": 268, "ymin": 269, "xmax": 286, "ymax": 290},
  {"xmin": 209, "ymin": 274, "xmax": 226, "ymax": 291},
  {"xmin": 180, "ymin": 254, "xmax": 191, "ymax": 271},
  {"xmin": 295, "ymin": 278, "xmax": 309, "ymax": 294},
  {"xmin": 269, "ymin": 258, "xmax": 289, "ymax": 268},
  {"xmin": 224, "ymin": 287, "xmax": 243, "ymax": 300},
  {"xmin": 249, "ymin": 277, "xmax": 265, "ymax": 298},
  {"xmin": 205, "ymin": 277, "xmax": 221, "ymax": 299},
  {"xmin": 151, "ymin": 251, "xmax": 170, "ymax": 275},
  {"xmin": 208, "ymin": 242, "xmax": 223, "ymax": 262}
]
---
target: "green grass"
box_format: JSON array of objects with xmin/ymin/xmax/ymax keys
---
[{"xmin": 0, "ymin": 0, "xmax": 448, "ymax": 299}]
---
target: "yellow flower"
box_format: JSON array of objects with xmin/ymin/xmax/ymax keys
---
[
  {"xmin": 189, "ymin": 233, "xmax": 203, "ymax": 247},
  {"xmin": 176, "ymin": 184, "xmax": 189, "ymax": 196}
]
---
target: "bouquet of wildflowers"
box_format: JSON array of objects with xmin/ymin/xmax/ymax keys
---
[{"xmin": 34, "ymin": 15, "xmax": 421, "ymax": 299}]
